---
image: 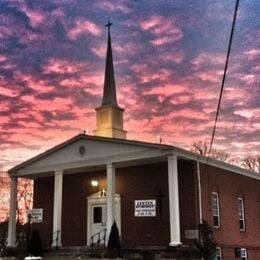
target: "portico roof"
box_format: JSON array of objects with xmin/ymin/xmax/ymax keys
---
[{"xmin": 8, "ymin": 134, "xmax": 260, "ymax": 180}]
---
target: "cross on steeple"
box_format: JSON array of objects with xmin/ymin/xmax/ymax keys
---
[{"xmin": 105, "ymin": 18, "xmax": 113, "ymax": 30}]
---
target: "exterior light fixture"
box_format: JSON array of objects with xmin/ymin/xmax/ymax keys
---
[
  {"xmin": 91, "ymin": 180, "xmax": 98, "ymax": 187},
  {"xmin": 100, "ymin": 189, "xmax": 106, "ymax": 197}
]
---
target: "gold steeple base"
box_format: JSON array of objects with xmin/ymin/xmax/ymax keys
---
[{"xmin": 93, "ymin": 106, "xmax": 127, "ymax": 139}]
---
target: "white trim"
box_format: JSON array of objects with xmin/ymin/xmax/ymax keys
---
[
  {"xmin": 238, "ymin": 197, "xmax": 246, "ymax": 231},
  {"xmin": 241, "ymin": 248, "xmax": 247, "ymax": 260},
  {"xmin": 86, "ymin": 192, "xmax": 121, "ymax": 246},
  {"xmin": 10, "ymin": 137, "xmax": 260, "ymax": 181},
  {"xmin": 212, "ymin": 192, "xmax": 220, "ymax": 228},
  {"xmin": 13, "ymin": 149, "xmax": 168, "ymax": 176},
  {"xmin": 215, "ymin": 247, "xmax": 222, "ymax": 260},
  {"xmin": 52, "ymin": 170, "xmax": 63, "ymax": 247},
  {"xmin": 168, "ymin": 154, "xmax": 181, "ymax": 246},
  {"xmin": 106, "ymin": 163, "xmax": 116, "ymax": 241}
]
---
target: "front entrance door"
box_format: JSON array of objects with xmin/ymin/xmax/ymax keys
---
[
  {"xmin": 91, "ymin": 204, "xmax": 107, "ymax": 243},
  {"xmin": 87, "ymin": 192, "xmax": 121, "ymax": 246}
]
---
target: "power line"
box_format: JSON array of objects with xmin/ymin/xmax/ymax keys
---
[{"xmin": 208, "ymin": 0, "xmax": 240, "ymax": 157}]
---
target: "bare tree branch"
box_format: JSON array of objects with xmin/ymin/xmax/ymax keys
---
[
  {"xmin": 191, "ymin": 140, "xmax": 230, "ymax": 162},
  {"xmin": 241, "ymin": 156, "xmax": 260, "ymax": 173}
]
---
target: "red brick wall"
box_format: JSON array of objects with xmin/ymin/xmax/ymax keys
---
[
  {"xmin": 32, "ymin": 160, "xmax": 200, "ymax": 248},
  {"xmin": 200, "ymin": 163, "xmax": 260, "ymax": 258},
  {"xmin": 62, "ymin": 171, "xmax": 106, "ymax": 246},
  {"xmin": 116, "ymin": 162, "xmax": 170, "ymax": 247},
  {"xmin": 178, "ymin": 160, "xmax": 199, "ymax": 244},
  {"xmin": 116, "ymin": 160, "xmax": 198, "ymax": 247},
  {"xmin": 32, "ymin": 176, "xmax": 54, "ymax": 247}
]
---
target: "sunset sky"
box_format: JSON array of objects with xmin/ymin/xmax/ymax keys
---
[{"xmin": 0, "ymin": 0, "xmax": 259, "ymax": 172}]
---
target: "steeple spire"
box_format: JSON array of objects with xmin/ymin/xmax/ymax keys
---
[
  {"xmin": 101, "ymin": 19, "xmax": 118, "ymax": 107},
  {"xmin": 94, "ymin": 20, "xmax": 127, "ymax": 139}
]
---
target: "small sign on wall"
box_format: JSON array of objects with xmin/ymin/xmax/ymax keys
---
[
  {"xmin": 135, "ymin": 200, "xmax": 156, "ymax": 217},
  {"xmin": 185, "ymin": 229, "xmax": 198, "ymax": 239},
  {"xmin": 29, "ymin": 208, "xmax": 43, "ymax": 223}
]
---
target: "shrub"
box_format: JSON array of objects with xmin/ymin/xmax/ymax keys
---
[
  {"xmin": 193, "ymin": 220, "xmax": 216, "ymax": 260},
  {"xmin": 27, "ymin": 229, "xmax": 42, "ymax": 256}
]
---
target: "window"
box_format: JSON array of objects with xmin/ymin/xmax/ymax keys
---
[
  {"xmin": 241, "ymin": 248, "xmax": 247, "ymax": 260},
  {"xmin": 215, "ymin": 247, "xmax": 222, "ymax": 260},
  {"xmin": 238, "ymin": 197, "xmax": 245, "ymax": 231},
  {"xmin": 93, "ymin": 206, "xmax": 102, "ymax": 223},
  {"xmin": 235, "ymin": 248, "xmax": 247, "ymax": 260},
  {"xmin": 212, "ymin": 192, "xmax": 220, "ymax": 228}
]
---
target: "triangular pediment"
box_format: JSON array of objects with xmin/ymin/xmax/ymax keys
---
[
  {"xmin": 87, "ymin": 191, "xmax": 120, "ymax": 200},
  {"xmin": 10, "ymin": 134, "xmax": 170, "ymax": 177}
]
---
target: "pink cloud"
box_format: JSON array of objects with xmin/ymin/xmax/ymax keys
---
[
  {"xmin": 162, "ymin": 51, "xmax": 184, "ymax": 64},
  {"xmin": 20, "ymin": 75, "xmax": 55, "ymax": 93},
  {"xmin": 146, "ymin": 84, "xmax": 187, "ymax": 95},
  {"xmin": 191, "ymin": 52, "xmax": 226, "ymax": 69},
  {"xmin": 140, "ymin": 15, "xmax": 183, "ymax": 46},
  {"xmin": 68, "ymin": 19, "xmax": 101, "ymax": 40},
  {"xmin": 19, "ymin": 121, "xmax": 42, "ymax": 128},
  {"xmin": 91, "ymin": 43, "xmax": 107, "ymax": 58},
  {"xmin": 21, "ymin": 95, "xmax": 74, "ymax": 112},
  {"xmin": 234, "ymin": 108, "xmax": 260, "ymax": 118},
  {"xmin": 21, "ymin": 6, "xmax": 45, "ymax": 27},
  {"xmin": 170, "ymin": 108, "xmax": 206, "ymax": 120},
  {"xmin": 48, "ymin": 107, "xmax": 96, "ymax": 131},
  {"xmin": 243, "ymin": 49, "xmax": 260, "ymax": 60},
  {"xmin": 0, "ymin": 86, "xmax": 19, "ymax": 97},
  {"xmin": 224, "ymin": 86, "xmax": 247, "ymax": 101},
  {"xmin": 170, "ymin": 95, "xmax": 192, "ymax": 105},
  {"xmin": 194, "ymin": 70, "xmax": 223, "ymax": 82},
  {"xmin": 252, "ymin": 65, "xmax": 260, "ymax": 73},
  {"xmin": 0, "ymin": 103, "xmax": 10, "ymax": 113},
  {"xmin": 150, "ymin": 36, "xmax": 173, "ymax": 46},
  {"xmin": 60, "ymin": 72, "xmax": 103, "ymax": 95},
  {"xmin": 36, "ymin": 97, "xmax": 74, "ymax": 112},
  {"xmin": 0, "ymin": 55, "xmax": 7, "ymax": 62},
  {"xmin": 95, "ymin": 1, "xmax": 130, "ymax": 13},
  {"xmin": 43, "ymin": 58, "xmax": 89, "ymax": 75},
  {"xmin": 0, "ymin": 116, "xmax": 9, "ymax": 125},
  {"xmin": 240, "ymin": 74, "xmax": 257, "ymax": 85},
  {"xmin": 0, "ymin": 14, "xmax": 44, "ymax": 43},
  {"xmin": 130, "ymin": 63, "xmax": 172, "ymax": 83}
]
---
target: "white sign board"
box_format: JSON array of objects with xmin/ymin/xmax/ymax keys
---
[
  {"xmin": 30, "ymin": 208, "xmax": 43, "ymax": 223},
  {"xmin": 185, "ymin": 229, "xmax": 199, "ymax": 239},
  {"xmin": 135, "ymin": 200, "xmax": 156, "ymax": 217}
]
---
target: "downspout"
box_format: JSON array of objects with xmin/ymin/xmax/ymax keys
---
[{"xmin": 197, "ymin": 158, "xmax": 203, "ymax": 224}]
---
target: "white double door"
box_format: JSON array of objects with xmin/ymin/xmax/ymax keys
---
[{"xmin": 87, "ymin": 192, "xmax": 121, "ymax": 245}]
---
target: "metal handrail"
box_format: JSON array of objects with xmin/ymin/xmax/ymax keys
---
[
  {"xmin": 90, "ymin": 228, "xmax": 107, "ymax": 256},
  {"xmin": 44, "ymin": 230, "xmax": 60, "ymax": 250}
]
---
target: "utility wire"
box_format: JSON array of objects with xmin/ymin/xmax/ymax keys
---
[{"xmin": 208, "ymin": 0, "xmax": 240, "ymax": 157}]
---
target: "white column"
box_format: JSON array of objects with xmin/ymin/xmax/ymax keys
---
[
  {"xmin": 106, "ymin": 163, "xmax": 115, "ymax": 239},
  {"xmin": 168, "ymin": 154, "xmax": 181, "ymax": 246},
  {"xmin": 52, "ymin": 170, "xmax": 63, "ymax": 247},
  {"xmin": 7, "ymin": 176, "xmax": 18, "ymax": 247}
]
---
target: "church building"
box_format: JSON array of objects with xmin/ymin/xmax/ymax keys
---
[{"xmin": 7, "ymin": 22, "xmax": 260, "ymax": 259}]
